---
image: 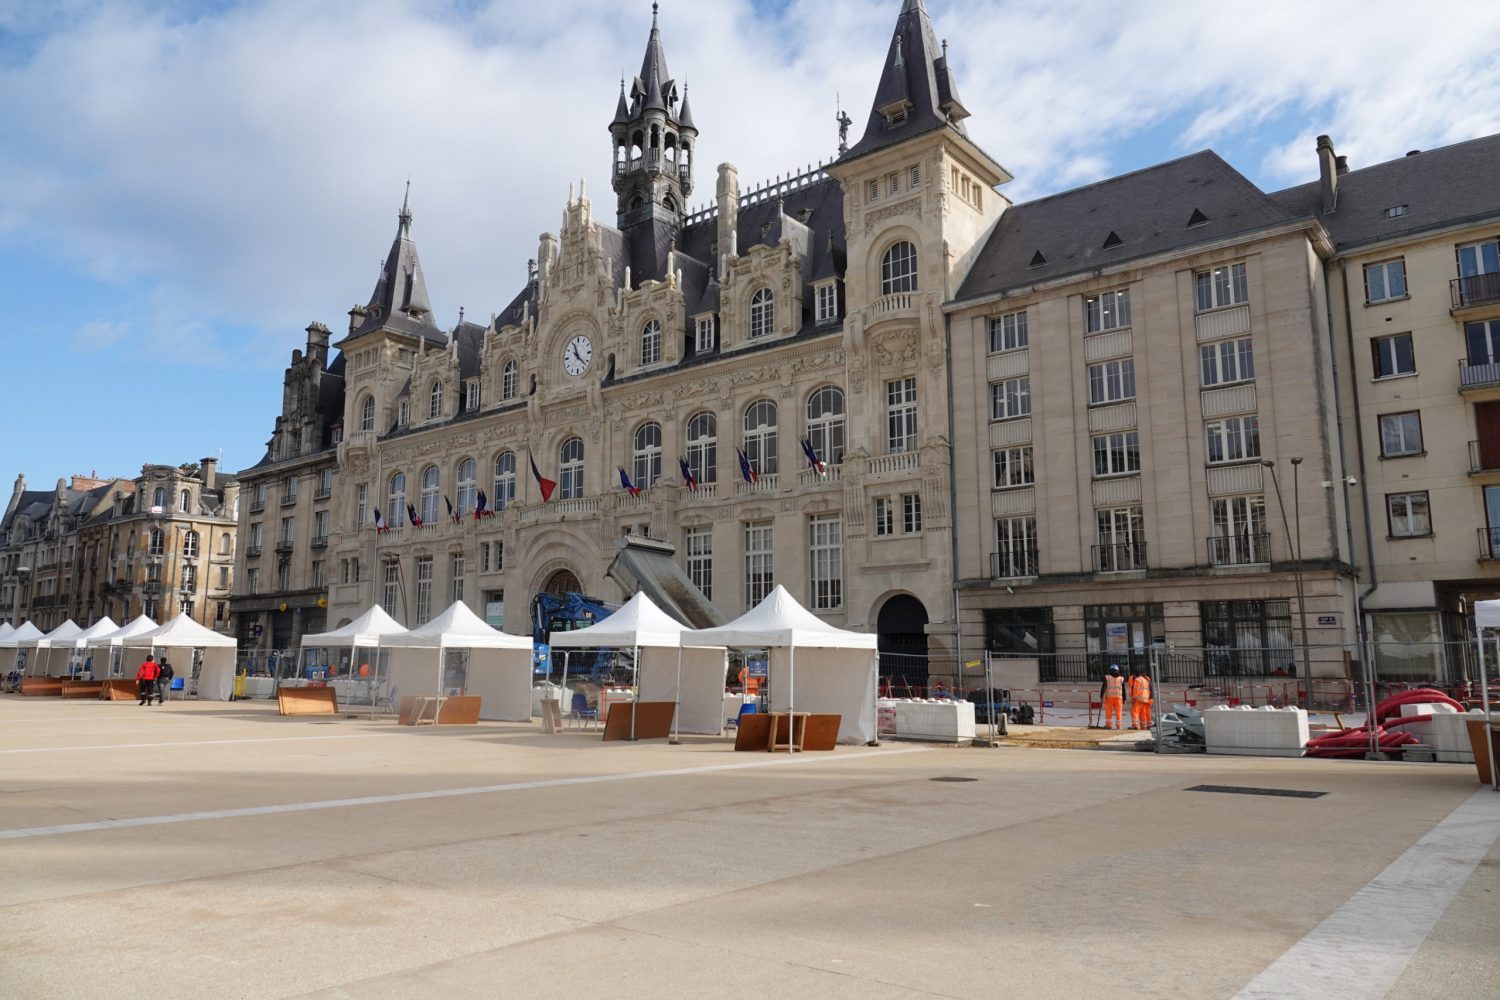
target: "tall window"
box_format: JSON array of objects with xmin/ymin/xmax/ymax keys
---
[
  {"xmin": 388, "ymin": 472, "xmax": 406, "ymax": 527},
  {"xmin": 559, "ymin": 437, "xmax": 585, "ymax": 499},
  {"xmin": 988, "ymin": 310, "xmax": 1028, "ymax": 353},
  {"xmin": 874, "ymin": 497, "xmax": 894, "ymax": 536},
  {"xmin": 886, "ymin": 377, "xmax": 917, "ymax": 452},
  {"xmin": 153, "ymin": 487, "xmax": 168, "ymax": 510},
  {"xmin": 502, "ymin": 360, "xmax": 519, "ymax": 400},
  {"xmin": 313, "ymin": 511, "xmax": 329, "ymax": 543},
  {"xmin": 1201, "ymin": 338, "xmax": 1255, "ymax": 387},
  {"xmin": 902, "ymin": 493, "xmax": 923, "ymax": 533},
  {"xmin": 415, "ymin": 557, "xmax": 434, "ymax": 624},
  {"xmin": 1373, "ymin": 333, "xmax": 1416, "ymax": 378},
  {"xmin": 451, "ymin": 554, "xmax": 466, "ymax": 605},
  {"xmin": 1092, "ymin": 431, "xmax": 1141, "ymax": 477},
  {"xmin": 383, "ymin": 562, "xmax": 399, "ymax": 613},
  {"xmin": 1194, "ymin": 262, "xmax": 1248, "ymax": 311},
  {"xmin": 464, "ymin": 379, "xmax": 480, "ymax": 412},
  {"xmin": 356, "ymin": 485, "xmax": 368, "ymax": 529},
  {"xmin": 246, "ymin": 569, "xmax": 258, "ymax": 596},
  {"xmin": 685, "ymin": 526, "xmax": 712, "ymax": 601},
  {"xmin": 398, "ymin": 400, "xmax": 410, "ymax": 427},
  {"xmin": 633, "ymin": 422, "xmax": 663, "ymax": 488},
  {"xmin": 493, "ymin": 452, "xmax": 516, "ymax": 509},
  {"xmin": 429, "ymin": 381, "xmax": 443, "ymax": 419},
  {"xmin": 182, "ymin": 531, "xmax": 200, "ymax": 558},
  {"xmin": 456, "ymin": 459, "xmax": 478, "ymax": 516},
  {"xmin": 1387, "ymin": 492, "xmax": 1432, "ymax": 537},
  {"xmin": 641, "ymin": 319, "xmax": 662, "ymax": 366},
  {"xmin": 994, "ymin": 516, "xmax": 1039, "ymax": 578},
  {"xmin": 744, "ymin": 521, "xmax": 774, "ymax": 607},
  {"xmin": 282, "ymin": 475, "xmax": 297, "ymax": 504},
  {"xmin": 308, "ymin": 562, "xmax": 322, "ymax": 590},
  {"xmin": 1205, "ymin": 417, "xmax": 1261, "ymax": 464},
  {"xmin": 1085, "ymin": 288, "xmax": 1131, "ymax": 333},
  {"xmin": 1096, "ymin": 507, "xmax": 1145, "ymax": 571},
  {"xmin": 881, "ymin": 241, "xmax": 918, "ymax": 295},
  {"xmin": 1458, "ymin": 239, "xmax": 1500, "ymax": 278},
  {"xmin": 696, "ymin": 316, "xmax": 715, "ymax": 353},
  {"xmin": 421, "ymin": 466, "xmax": 440, "ymax": 524},
  {"xmin": 808, "ymin": 515, "xmax": 843, "ymax": 610},
  {"xmin": 361, "ymin": 395, "xmax": 376, "ymax": 431},
  {"xmin": 1202, "ymin": 600, "xmax": 1293, "ymax": 677},
  {"xmin": 220, "ymin": 533, "xmax": 232, "ymax": 555},
  {"xmin": 149, "ymin": 529, "xmax": 165, "ymax": 557},
  {"xmin": 990, "ymin": 377, "xmax": 1031, "ymax": 421},
  {"xmin": 1210, "ymin": 495, "xmax": 1267, "ymax": 565},
  {"xmin": 685, "ymin": 412, "xmax": 718, "ymax": 485},
  {"xmin": 806, "ymin": 386, "xmax": 846, "ymax": 466},
  {"xmin": 749, "ymin": 288, "xmax": 774, "ymax": 339},
  {"xmin": 280, "ymin": 517, "xmax": 294, "ymax": 545},
  {"xmin": 1088, "ymin": 359, "xmax": 1135, "ymax": 405},
  {"xmin": 1465, "ymin": 319, "xmax": 1500, "ymax": 365},
  {"xmin": 178, "ymin": 490, "xmax": 191, "ymax": 513},
  {"xmin": 744, "ymin": 400, "xmax": 778, "ymax": 475},
  {"xmin": 815, "ymin": 283, "xmax": 838, "ymax": 323},
  {"xmin": 1364, "ymin": 259, "xmax": 1407, "ymax": 303},
  {"xmin": 993, "ymin": 446, "xmax": 1035, "ymax": 489}
]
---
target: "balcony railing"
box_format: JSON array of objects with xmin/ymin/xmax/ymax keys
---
[
  {"xmin": 245, "ymin": 546, "xmax": 262, "ymax": 558},
  {"xmin": 874, "ymin": 292, "xmax": 917, "ymax": 315},
  {"xmin": 311, "ymin": 536, "xmax": 329, "ymax": 549},
  {"xmin": 280, "ymin": 493, "xmax": 298, "ymax": 507},
  {"xmin": 314, "ymin": 488, "xmax": 332, "ymax": 501},
  {"xmin": 797, "ymin": 464, "xmax": 843, "ymax": 486},
  {"xmin": 1452, "ymin": 272, "xmax": 1500, "ymax": 311},
  {"xmin": 1093, "ymin": 540, "xmax": 1148, "ymax": 573},
  {"xmin": 1207, "ymin": 532, "xmax": 1271, "ymax": 567},
  {"xmin": 1470, "ymin": 440, "xmax": 1500, "ymax": 474},
  {"xmin": 735, "ymin": 474, "xmax": 779, "ymax": 496},
  {"xmin": 1480, "ymin": 528, "xmax": 1500, "ymax": 560},
  {"xmin": 1459, "ymin": 356, "xmax": 1500, "ymax": 390},
  {"xmin": 991, "ymin": 548, "xmax": 1039, "ymax": 579},
  {"xmin": 274, "ymin": 540, "xmax": 295, "ymax": 554},
  {"xmin": 249, "ymin": 501, "xmax": 265, "ymax": 513}
]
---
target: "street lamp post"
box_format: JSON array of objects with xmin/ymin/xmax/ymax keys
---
[{"xmin": 1263, "ymin": 458, "xmax": 1312, "ymax": 707}]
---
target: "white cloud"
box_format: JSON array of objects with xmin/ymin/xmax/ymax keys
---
[
  {"xmin": 71, "ymin": 319, "xmax": 130, "ymax": 352},
  {"xmin": 3, "ymin": 0, "xmax": 1499, "ymax": 372}
]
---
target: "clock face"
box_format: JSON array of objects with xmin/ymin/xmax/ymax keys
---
[{"xmin": 562, "ymin": 334, "xmax": 593, "ymax": 377}]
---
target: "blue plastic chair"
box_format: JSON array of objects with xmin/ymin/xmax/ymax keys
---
[
  {"xmin": 726, "ymin": 701, "xmax": 758, "ymax": 730},
  {"xmin": 569, "ymin": 691, "xmax": 600, "ymax": 730}
]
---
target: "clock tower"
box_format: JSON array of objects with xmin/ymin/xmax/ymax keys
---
[{"xmin": 609, "ymin": 4, "xmax": 697, "ymax": 233}]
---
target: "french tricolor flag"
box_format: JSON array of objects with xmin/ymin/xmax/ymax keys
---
[
  {"xmin": 801, "ymin": 438, "xmax": 827, "ymax": 477},
  {"xmin": 618, "ymin": 467, "xmax": 642, "ymax": 497},
  {"xmin": 372, "ymin": 508, "xmax": 389, "ymax": 534},
  {"xmin": 678, "ymin": 457, "xmax": 698, "ymax": 492},
  {"xmin": 737, "ymin": 448, "xmax": 758, "ymax": 484},
  {"xmin": 530, "ymin": 454, "xmax": 557, "ymax": 502}
]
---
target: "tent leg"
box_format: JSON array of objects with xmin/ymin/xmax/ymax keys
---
[{"xmin": 670, "ymin": 646, "xmax": 683, "ymax": 745}]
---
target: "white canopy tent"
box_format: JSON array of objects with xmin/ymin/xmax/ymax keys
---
[
  {"xmin": 1470, "ymin": 599, "xmax": 1499, "ymax": 790},
  {"xmin": 550, "ymin": 592, "xmax": 729, "ymax": 737},
  {"xmin": 0, "ymin": 623, "xmax": 14, "ymax": 642},
  {"xmin": 381, "ymin": 602, "xmax": 534, "ymax": 721},
  {"xmin": 123, "ymin": 614, "xmax": 238, "ymax": 700},
  {"xmin": 300, "ymin": 605, "xmax": 407, "ymax": 710},
  {"xmin": 85, "ymin": 616, "xmax": 160, "ymax": 678},
  {"xmin": 684, "ymin": 586, "xmax": 878, "ymax": 745},
  {"xmin": 66, "ymin": 617, "xmax": 119, "ymax": 677},
  {"xmin": 0, "ymin": 622, "xmax": 44, "ymax": 678},
  {"xmin": 21, "ymin": 620, "xmax": 85, "ymax": 676}
]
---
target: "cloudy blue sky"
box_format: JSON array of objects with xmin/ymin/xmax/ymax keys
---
[{"xmin": 3, "ymin": 0, "xmax": 1499, "ymax": 489}]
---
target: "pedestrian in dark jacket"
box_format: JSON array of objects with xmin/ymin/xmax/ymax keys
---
[
  {"xmin": 136, "ymin": 656, "xmax": 161, "ymax": 706},
  {"xmin": 156, "ymin": 658, "xmax": 175, "ymax": 704}
]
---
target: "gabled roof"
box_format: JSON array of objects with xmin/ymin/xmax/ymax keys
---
[
  {"xmin": 1270, "ymin": 133, "xmax": 1500, "ymax": 252},
  {"xmin": 843, "ymin": 0, "xmax": 968, "ymax": 162},
  {"xmin": 956, "ymin": 151, "xmax": 1297, "ymax": 301}
]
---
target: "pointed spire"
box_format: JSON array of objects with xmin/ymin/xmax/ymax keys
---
[
  {"xmin": 639, "ymin": 1, "xmax": 672, "ymax": 113},
  {"xmin": 613, "ymin": 76, "xmax": 630, "ymax": 124},
  {"xmin": 348, "ymin": 184, "xmax": 441, "ymax": 344},
  {"xmin": 844, "ymin": 0, "xmax": 968, "ymax": 161},
  {"xmin": 678, "ymin": 82, "xmax": 695, "ymax": 131},
  {"xmin": 398, "ymin": 179, "xmax": 412, "ymax": 236}
]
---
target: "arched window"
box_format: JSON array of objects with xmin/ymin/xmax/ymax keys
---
[
  {"xmin": 881, "ymin": 240, "xmax": 918, "ymax": 295},
  {"xmin": 360, "ymin": 395, "xmax": 376, "ymax": 431},
  {"xmin": 493, "ymin": 452, "xmax": 516, "ymax": 510},
  {"xmin": 806, "ymin": 386, "xmax": 846, "ymax": 467},
  {"xmin": 641, "ymin": 319, "xmax": 662, "ymax": 366},
  {"xmin": 148, "ymin": 528, "xmax": 165, "ymax": 557},
  {"xmin": 743, "ymin": 399, "xmax": 779, "ymax": 475},
  {"xmin": 178, "ymin": 490, "xmax": 191, "ymax": 513},
  {"xmin": 456, "ymin": 459, "xmax": 477, "ymax": 516},
  {"xmin": 559, "ymin": 437, "xmax": 585, "ymax": 500},
  {"xmin": 749, "ymin": 288, "xmax": 774, "ymax": 339},
  {"xmin": 152, "ymin": 487, "xmax": 168, "ymax": 510},
  {"xmin": 502, "ymin": 360, "xmax": 518, "ymax": 401},
  {"xmin": 686, "ymin": 411, "xmax": 718, "ymax": 485},
  {"xmin": 420, "ymin": 466, "xmax": 440, "ymax": 524},
  {"xmin": 429, "ymin": 381, "xmax": 443, "ymax": 420},
  {"xmin": 388, "ymin": 472, "xmax": 407, "ymax": 526},
  {"xmin": 633, "ymin": 422, "xmax": 663, "ymax": 489},
  {"xmin": 220, "ymin": 533, "xmax": 232, "ymax": 555},
  {"xmin": 183, "ymin": 531, "xmax": 200, "ymax": 558}
]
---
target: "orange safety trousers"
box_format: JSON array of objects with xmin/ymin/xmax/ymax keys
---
[
  {"xmin": 1131, "ymin": 699, "xmax": 1153, "ymax": 728},
  {"xmin": 1104, "ymin": 696, "xmax": 1124, "ymax": 727}
]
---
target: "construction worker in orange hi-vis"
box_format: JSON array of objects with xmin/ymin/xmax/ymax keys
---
[
  {"xmin": 1100, "ymin": 664, "xmax": 1125, "ymax": 730},
  {"xmin": 1128, "ymin": 667, "xmax": 1153, "ymax": 730}
]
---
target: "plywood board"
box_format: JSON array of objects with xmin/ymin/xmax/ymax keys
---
[
  {"xmin": 277, "ymin": 686, "xmax": 339, "ymax": 716},
  {"xmin": 602, "ymin": 701, "xmax": 676, "ymax": 741},
  {"xmin": 733, "ymin": 713, "xmax": 772, "ymax": 751},
  {"xmin": 802, "ymin": 714, "xmax": 842, "ymax": 751},
  {"xmin": 20, "ymin": 677, "xmax": 63, "ymax": 696},
  {"xmin": 61, "ymin": 682, "xmax": 105, "ymax": 699}
]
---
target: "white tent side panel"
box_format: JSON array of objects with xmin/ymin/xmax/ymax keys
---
[
  {"xmin": 637, "ymin": 646, "xmax": 728, "ymax": 735},
  {"xmin": 196, "ymin": 648, "xmax": 237, "ymax": 701},
  {"xmin": 463, "ymin": 648, "xmax": 534, "ymax": 722},
  {"xmin": 767, "ymin": 646, "xmax": 877, "ymax": 745},
  {"xmin": 388, "ymin": 649, "xmax": 442, "ymax": 700}
]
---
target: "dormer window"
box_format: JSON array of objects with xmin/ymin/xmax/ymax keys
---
[
  {"xmin": 429, "ymin": 381, "xmax": 443, "ymax": 419},
  {"xmin": 886, "ymin": 108, "xmax": 907, "ymax": 126},
  {"xmin": 815, "ymin": 282, "xmax": 840, "ymax": 324},
  {"xmin": 398, "ymin": 400, "xmax": 410, "ymax": 427},
  {"xmin": 464, "ymin": 378, "xmax": 480, "ymax": 412},
  {"xmin": 695, "ymin": 316, "xmax": 716, "ymax": 354},
  {"xmin": 641, "ymin": 319, "xmax": 662, "ymax": 366}
]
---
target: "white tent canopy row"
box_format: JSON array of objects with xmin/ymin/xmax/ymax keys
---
[
  {"xmin": 17, "ymin": 620, "xmax": 83, "ymax": 676},
  {"xmin": 682, "ymin": 585, "xmax": 878, "ymax": 745},
  {"xmin": 122, "ymin": 614, "xmax": 238, "ymax": 700},
  {"xmin": 297, "ymin": 605, "xmax": 407, "ymax": 710},
  {"xmin": 0, "ymin": 621, "xmax": 45, "ymax": 678},
  {"xmin": 83, "ymin": 616, "xmax": 160, "ymax": 678},
  {"xmin": 550, "ymin": 592, "xmax": 728, "ymax": 737},
  {"xmin": 378, "ymin": 601, "xmax": 534, "ymax": 721}
]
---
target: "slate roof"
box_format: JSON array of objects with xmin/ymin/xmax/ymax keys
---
[
  {"xmin": 1270, "ymin": 133, "xmax": 1500, "ymax": 252},
  {"xmin": 340, "ymin": 190, "xmax": 445, "ymax": 347},
  {"xmin": 955, "ymin": 151, "xmax": 1298, "ymax": 302},
  {"xmin": 842, "ymin": 0, "xmax": 969, "ymax": 163}
]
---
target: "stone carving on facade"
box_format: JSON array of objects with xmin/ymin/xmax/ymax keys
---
[
  {"xmin": 863, "ymin": 197, "xmax": 922, "ymax": 234},
  {"xmin": 872, "ymin": 328, "xmax": 919, "ymax": 369}
]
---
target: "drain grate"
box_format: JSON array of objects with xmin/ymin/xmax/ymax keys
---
[
  {"xmin": 1186, "ymin": 784, "xmax": 1326, "ymax": 799},
  {"xmin": 930, "ymin": 776, "xmax": 979, "ymax": 783}
]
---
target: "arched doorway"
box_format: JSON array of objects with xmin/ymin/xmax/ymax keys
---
[
  {"xmin": 543, "ymin": 570, "xmax": 581, "ymax": 597},
  {"xmin": 877, "ymin": 594, "xmax": 929, "ymax": 694}
]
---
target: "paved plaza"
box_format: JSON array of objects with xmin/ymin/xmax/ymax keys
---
[{"xmin": 1, "ymin": 696, "xmax": 1495, "ymax": 999}]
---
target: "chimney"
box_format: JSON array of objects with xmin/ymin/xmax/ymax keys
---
[
  {"xmin": 1316, "ymin": 135, "xmax": 1338, "ymax": 214},
  {"xmin": 305, "ymin": 322, "xmax": 330, "ymax": 366},
  {"xmin": 717, "ymin": 163, "xmax": 740, "ymax": 268},
  {"xmin": 1335, "ymin": 155, "xmax": 1348, "ymax": 176},
  {"xmin": 200, "ymin": 457, "xmax": 218, "ymax": 491}
]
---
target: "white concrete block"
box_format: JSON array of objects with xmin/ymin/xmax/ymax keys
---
[{"xmin": 1204, "ymin": 705, "xmax": 1309, "ymax": 757}]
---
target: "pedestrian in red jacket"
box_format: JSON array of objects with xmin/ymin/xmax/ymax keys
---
[{"xmin": 136, "ymin": 656, "xmax": 161, "ymax": 706}]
